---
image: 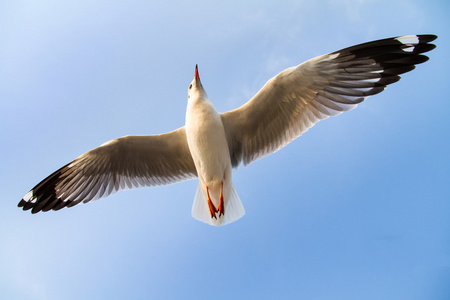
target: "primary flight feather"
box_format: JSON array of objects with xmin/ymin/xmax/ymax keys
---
[{"xmin": 19, "ymin": 34, "xmax": 437, "ymax": 226}]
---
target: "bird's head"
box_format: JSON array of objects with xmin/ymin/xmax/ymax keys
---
[{"xmin": 188, "ymin": 64, "xmax": 207, "ymax": 100}]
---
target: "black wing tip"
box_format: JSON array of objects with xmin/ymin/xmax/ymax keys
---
[
  {"xmin": 417, "ymin": 34, "xmax": 438, "ymax": 43},
  {"xmin": 342, "ymin": 34, "xmax": 436, "ymax": 74},
  {"xmin": 18, "ymin": 199, "xmax": 30, "ymax": 209},
  {"xmin": 18, "ymin": 195, "xmax": 70, "ymax": 213},
  {"xmin": 31, "ymin": 208, "xmax": 40, "ymax": 214},
  {"xmin": 415, "ymin": 54, "xmax": 430, "ymax": 64},
  {"xmin": 18, "ymin": 194, "xmax": 36, "ymax": 212},
  {"xmin": 320, "ymin": 34, "xmax": 436, "ymax": 104},
  {"xmin": 413, "ymin": 43, "xmax": 437, "ymax": 54},
  {"xmin": 18, "ymin": 162, "xmax": 74, "ymax": 214},
  {"xmin": 18, "ymin": 193, "xmax": 44, "ymax": 213},
  {"xmin": 334, "ymin": 34, "xmax": 437, "ymax": 57}
]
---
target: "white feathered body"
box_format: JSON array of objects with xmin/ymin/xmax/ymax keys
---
[{"xmin": 185, "ymin": 88, "xmax": 245, "ymax": 226}]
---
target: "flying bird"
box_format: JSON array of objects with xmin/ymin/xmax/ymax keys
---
[{"xmin": 19, "ymin": 35, "xmax": 437, "ymax": 226}]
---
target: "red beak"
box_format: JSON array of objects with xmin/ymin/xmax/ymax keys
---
[{"xmin": 195, "ymin": 64, "xmax": 199, "ymax": 80}]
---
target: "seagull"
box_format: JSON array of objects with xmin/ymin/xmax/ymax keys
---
[{"xmin": 19, "ymin": 34, "xmax": 437, "ymax": 226}]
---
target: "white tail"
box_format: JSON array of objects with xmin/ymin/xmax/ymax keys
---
[{"xmin": 191, "ymin": 183, "xmax": 245, "ymax": 226}]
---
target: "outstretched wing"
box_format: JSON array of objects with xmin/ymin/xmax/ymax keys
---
[
  {"xmin": 221, "ymin": 35, "xmax": 437, "ymax": 167},
  {"xmin": 19, "ymin": 127, "xmax": 196, "ymax": 213}
]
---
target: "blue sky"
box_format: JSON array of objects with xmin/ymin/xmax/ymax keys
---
[{"xmin": 1, "ymin": 1, "xmax": 449, "ymax": 299}]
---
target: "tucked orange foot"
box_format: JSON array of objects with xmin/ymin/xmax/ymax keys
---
[
  {"xmin": 208, "ymin": 199, "xmax": 218, "ymax": 219},
  {"xmin": 217, "ymin": 181, "xmax": 225, "ymax": 217},
  {"xmin": 206, "ymin": 186, "xmax": 218, "ymax": 219}
]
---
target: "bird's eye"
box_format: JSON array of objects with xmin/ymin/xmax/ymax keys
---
[{"xmin": 189, "ymin": 84, "xmax": 192, "ymax": 89}]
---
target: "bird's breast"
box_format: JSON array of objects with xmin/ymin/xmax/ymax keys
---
[{"xmin": 185, "ymin": 100, "xmax": 231, "ymax": 182}]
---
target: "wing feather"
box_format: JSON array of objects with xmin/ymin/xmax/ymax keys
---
[
  {"xmin": 19, "ymin": 127, "xmax": 196, "ymax": 213},
  {"xmin": 221, "ymin": 35, "xmax": 437, "ymax": 167}
]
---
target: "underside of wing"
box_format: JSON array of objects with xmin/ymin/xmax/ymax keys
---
[
  {"xmin": 19, "ymin": 127, "xmax": 197, "ymax": 213},
  {"xmin": 221, "ymin": 35, "xmax": 437, "ymax": 167}
]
